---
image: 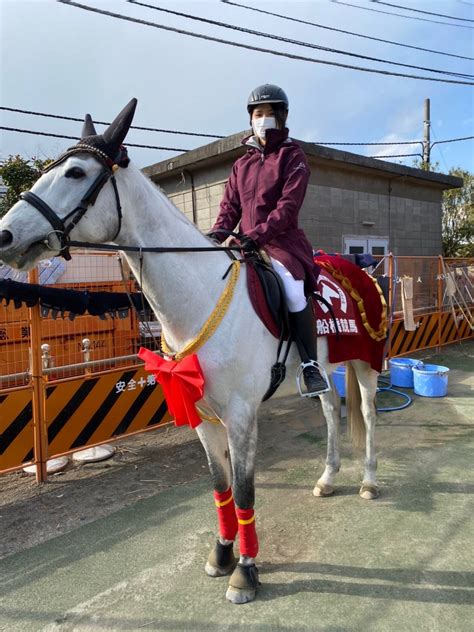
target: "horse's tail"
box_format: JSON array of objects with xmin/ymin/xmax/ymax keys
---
[{"xmin": 345, "ymin": 362, "xmax": 366, "ymax": 449}]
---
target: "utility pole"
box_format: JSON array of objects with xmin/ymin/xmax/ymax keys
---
[{"xmin": 423, "ymin": 98, "xmax": 431, "ymax": 171}]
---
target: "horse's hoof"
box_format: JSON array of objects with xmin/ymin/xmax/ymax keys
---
[
  {"xmin": 313, "ymin": 482, "xmax": 334, "ymax": 497},
  {"xmin": 205, "ymin": 540, "xmax": 237, "ymax": 577},
  {"xmin": 359, "ymin": 484, "xmax": 379, "ymax": 500},
  {"xmin": 226, "ymin": 563, "xmax": 260, "ymax": 604}
]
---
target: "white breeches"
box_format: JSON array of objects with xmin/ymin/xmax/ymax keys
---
[{"xmin": 270, "ymin": 257, "xmax": 307, "ymax": 313}]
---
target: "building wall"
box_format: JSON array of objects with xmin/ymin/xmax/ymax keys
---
[
  {"xmin": 301, "ymin": 159, "xmax": 443, "ymax": 255},
  {"xmin": 152, "ymin": 155, "xmax": 443, "ymax": 256}
]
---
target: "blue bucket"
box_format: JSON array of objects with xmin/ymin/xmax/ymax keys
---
[
  {"xmin": 389, "ymin": 358, "xmax": 423, "ymax": 388},
  {"xmin": 332, "ymin": 366, "xmax": 346, "ymax": 397},
  {"xmin": 413, "ymin": 364, "xmax": 449, "ymax": 397}
]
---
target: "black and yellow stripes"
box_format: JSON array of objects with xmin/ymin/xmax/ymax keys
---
[
  {"xmin": 0, "ymin": 389, "xmax": 33, "ymax": 470},
  {"xmin": 0, "ymin": 367, "xmax": 171, "ymax": 474},
  {"xmin": 45, "ymin": 368, "xmax": 171, "ymax": 456},
  {"xmin": 389, "ymin": 309, "xmax": 473, "ymax": 357}
]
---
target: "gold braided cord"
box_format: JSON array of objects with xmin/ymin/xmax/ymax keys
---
[
  {"xmin": 196, "ymin": 405, "xmax": 221, "ymax": 425},
  {"xmin": 161, "ymin": 260, "xmax": 241, "ymax": 361},
  {"xmin": 318, "ymin": 261, "xmax": 388, "ymax": 342}
]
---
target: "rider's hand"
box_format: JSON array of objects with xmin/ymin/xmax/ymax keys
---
[
  {"xmin": 206, "ymin": 232, "xmax": 221, "ymax": 244},
  {"xmin": 240, "ymin": 235, "xmax": 258, "ymax": 254}
]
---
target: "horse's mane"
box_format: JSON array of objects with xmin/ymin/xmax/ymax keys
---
[{"xmin": 127, "ymin": 162, "xmax": 202, "ymax": 232}]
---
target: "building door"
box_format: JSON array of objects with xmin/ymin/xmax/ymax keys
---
[{"xmin": 343, "ymin": 236, "xmax": 389, "ymax": 256}]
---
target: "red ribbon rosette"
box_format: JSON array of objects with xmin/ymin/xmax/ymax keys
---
[{"xmin": 138, "ymin": 347, "xmax": 205, "ymax": 428}]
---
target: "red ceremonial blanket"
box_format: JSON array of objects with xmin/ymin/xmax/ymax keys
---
[
  {"xmin": 314, "ymin": 253, "xmax": 388, "ymax": 373},
  {"xmin": 314, "ymin": 271, "xmax": 360, "ymax": 336}
]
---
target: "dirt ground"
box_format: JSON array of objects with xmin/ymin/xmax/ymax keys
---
[{"xmin": 0, "ymin": 341, "xmax": 472, "ymax": 562}]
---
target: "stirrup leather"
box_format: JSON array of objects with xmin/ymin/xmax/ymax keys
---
[{"xmin": 296, "ymin": 361, "xmax": 332, "ymax": 397}]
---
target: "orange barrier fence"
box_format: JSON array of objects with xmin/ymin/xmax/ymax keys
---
[
  {"xmin": 1, "ymin": 253, "xmax": 169, "ymax": 481},
  {"xmin": 1, "ymin": 253, "xmax": 472, "ymax": 480},
  {"xmin": 371, "ymin": 255, "xmax": 473, "ymax": 357}
]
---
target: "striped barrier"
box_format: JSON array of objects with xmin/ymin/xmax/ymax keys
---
[
  {"xmin": 44, "ymin": 367, "xmax": 171, "ymax": 459},
  {"xmin": 0, "ymin": 387, "xmax": 33, "ymax": 472},
  {"xmin": 389, "ymin": 308, "xmax": 473, "ymax": 357},
  {"xmin": 0, "ymin": 367, "xmax": 171, "ymax": 476}
]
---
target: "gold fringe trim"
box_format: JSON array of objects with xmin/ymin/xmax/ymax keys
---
[{"xmin": 318, "ymin": 261, "xmax": 388, "ymax": 342}]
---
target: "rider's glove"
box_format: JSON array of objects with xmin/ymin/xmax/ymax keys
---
[
  {"xmin": 240, "ymin": 235, "xmax": 258, "ymax": 254},
  {"xmin": 206, "ymin": 232, "xmax": 222, "ymax": 244}
]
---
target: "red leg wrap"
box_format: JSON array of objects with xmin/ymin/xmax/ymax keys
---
[
  {"xmin": 214, "ymin": 488, "xmax": 238, "ymax": 541},
  {"xmin": 236, "ymin": 507, "xmax": 259, "ymax": 558}
]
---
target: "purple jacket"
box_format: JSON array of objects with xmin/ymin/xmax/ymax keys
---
[{"xmin": 211, "ymin": 128, "xmax": 318, "ymax": 292}]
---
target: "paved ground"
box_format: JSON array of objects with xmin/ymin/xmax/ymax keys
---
[{"xmin": 1, "ymin": 342, "xmax": 473, "ymax": 631}]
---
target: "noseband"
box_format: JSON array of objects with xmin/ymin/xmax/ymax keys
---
[{"xmin": 19, "ymin": 144, "xmax": 125, "ymax": 261}]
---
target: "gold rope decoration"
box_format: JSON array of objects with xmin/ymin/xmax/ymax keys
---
[
  {"xmin": 318, "ymin": 261, "xmax": 388, "ymax": 342},
  {"xmin": 160, "ymin": 261, "xmax": 241, "ymax": 426},
  {"xmin": 161, "ymin": 260, "xmax": 240, "ymax": 361},
  {"xmin": 195, "ymin": 404, "xmax": 221, "ymax": 425}
]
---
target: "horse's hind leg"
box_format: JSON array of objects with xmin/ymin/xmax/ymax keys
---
[
  {"xmin": 195, "ymin": 421, "xmax": 237, "ymax": 577},
  {"xmin": 314, "ymin": 387, "xmax": 341, "ymax": 497},
  {"xmin": 352, "ymin": 360, "xmax": 379, "ymax": 500}
]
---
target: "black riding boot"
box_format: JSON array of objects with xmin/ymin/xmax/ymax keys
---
[{"xmin": 289, "ymin": 301, "xmax": 331, "ymax": 396}]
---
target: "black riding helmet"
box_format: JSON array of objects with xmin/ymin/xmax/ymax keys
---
[
  {"xmin": 247, "ymin": 84, "xmax": 289, "ymax": 112},
  {"xmin": 247, "ymin": 84, "xmax": 289, "ymax": 130}
]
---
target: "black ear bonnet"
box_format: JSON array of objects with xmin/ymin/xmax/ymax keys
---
[{"xmin": 74, "ymin": 98, "xmax": 138, "ymax": 169}]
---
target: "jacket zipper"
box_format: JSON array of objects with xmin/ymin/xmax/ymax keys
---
[{"xmin": 251, "ymin": 151, "xmax": 264, "ymax": 228}]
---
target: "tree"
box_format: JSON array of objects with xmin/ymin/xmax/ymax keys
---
[
  {"xmin": 0, "ymin": 155, "xmax": 52, "ymax": 218},
  {"xmin": 442, "ymin": 168, "xmax": 473, "ymax": 258}
]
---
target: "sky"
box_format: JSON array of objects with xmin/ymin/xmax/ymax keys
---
[{"xmin": 1, "ymin": 0, "xmax": 473, "ymax": 175}]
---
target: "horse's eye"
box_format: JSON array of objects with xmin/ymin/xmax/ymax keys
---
[{"xmin": 65, "ymin": 167, "xmax": 85, "ymax": 179}]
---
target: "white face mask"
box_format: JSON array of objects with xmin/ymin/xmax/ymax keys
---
[{"xmin": 252, "ymin": 116, "xmax": 277, "ymax": 141}]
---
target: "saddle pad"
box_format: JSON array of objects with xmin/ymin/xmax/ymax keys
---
[{"xmin": 314, "ymin": 253, "xmax": 388, "ymax": 373}]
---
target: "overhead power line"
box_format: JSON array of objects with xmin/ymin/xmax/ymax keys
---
[
  {"xmin": 0, "ymin": 106, "xmax": 224, "ymax": 138},
  {"xmin": 371, "ymin": 1, "xmax": 474, "ymax": 23},
  {"xmin": 0, "ymin": 126, "xmax": 190, "ymax": 151},
  {"xmin": 369, "ymin": 152, "xmax": 421, "ymax": 158},
  {"xmin": 2, "ymin": 119, "xmax": 473, "ymax": 152},
  {"xmin": 431, "ymin": 135, "xmax": 474, "ymax": 146},
  {"xmin": 331, "ymin": 0, "xmax": 474, "ymax": 29},
  {"xmin": 221, "ymin": 0, "xmax": 474, "ymax": 61},
  {"xmin": 56, "ymin": 1, "xmax": 474, "ymax": 85},
  {"xmin": 128, "ymin": 1, "xmax": 473, "ymax": 79}
]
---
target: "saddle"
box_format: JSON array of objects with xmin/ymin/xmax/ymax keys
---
[{"xmin": 246, "ymin": 257, "xmax": 289, "ymax": 340}]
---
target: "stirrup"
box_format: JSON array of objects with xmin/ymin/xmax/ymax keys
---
[{"xmin": 296, "ymin": 361, "xmax": 332, "ymax": 398}]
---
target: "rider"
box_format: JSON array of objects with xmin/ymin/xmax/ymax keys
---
[{"xmin": 208, "ymin": 84, "xmax": 330, "ymax": 395}]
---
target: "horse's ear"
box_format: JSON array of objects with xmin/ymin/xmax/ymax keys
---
[
  {"xmin": 81, "ymin": 114, "xmax": 97, "ymax": 138},
  {"xmin": 102, "ymin": 98, "xmax": 137, "ymax": 154}
]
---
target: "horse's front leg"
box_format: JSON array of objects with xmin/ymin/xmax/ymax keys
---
[
  {"xmin": 225, "ymin": 400, "xmax": 260, "ymax": 604},
  {"xmin": 314, "ymin": 387, "xmax": 341, "ymax": 497},
  {"xmin": 195, "ymin": 421, "xmax": 238, "ymax": 577}
]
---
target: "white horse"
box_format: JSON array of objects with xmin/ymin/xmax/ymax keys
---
[{"xmin": 0, "ymin": 100, "xmax": 379, "ymax": 604}]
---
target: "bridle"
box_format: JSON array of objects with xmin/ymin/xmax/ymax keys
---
[
  {"xmin": 20, "ymin": 144, "xmax": 124, "ymax": 261},
  {"xmin": 19, "ymin": 144, "xmax": 244, "ymax": 259}
]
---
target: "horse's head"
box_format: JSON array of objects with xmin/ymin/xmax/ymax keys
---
[{"xmin": 0, "ymin": 98, "xmax": 137, "ymax": 270}]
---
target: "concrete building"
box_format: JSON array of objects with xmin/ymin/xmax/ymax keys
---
[{"xmin": 143, "ymin": 131, "xmax": 463, "ymax": 257}]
